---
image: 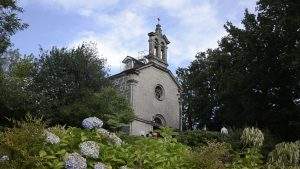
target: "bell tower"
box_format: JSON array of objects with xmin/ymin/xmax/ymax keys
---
[{"xmin": 147, "ymin": 22, "xmax": 170, "ymax": 68}]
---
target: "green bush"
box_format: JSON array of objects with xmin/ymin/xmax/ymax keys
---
[
  {"xmin": 190, "ymin": 141, "xmax": 233, "ymax": 169},
  {"xmin": 241, "ymin": 127, "xmax": 264, "ymax": 148},
  {"xmin": 230, "ymin": 147, "xmax": 264, "ymax": 169},
  {"xmin": 176, "ymin": 129, "xmax": 242, "ymax": 151},
  {"xmin": 0, "ymin": 115, "xmax": 46, "ymax": 168},
  {"xmin": 267, "ymin": 141, "xmax": 300, "ymax": 169},
  {"xmin": 176, "ymin": 130, "xmax": 229, "ymax": 148}
]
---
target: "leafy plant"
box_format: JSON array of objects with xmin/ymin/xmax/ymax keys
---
[
  {"xmin": 241, "ymin": 127, "xmax": 264, "ymax": 148},
  {"xmin": 191, "ymin": 141, "xmax": 232, "ymax": 169},
  {"xmin": 231, "ymin": 148, "xmax": 264, "ymax": 169},
  {"xmin": 177, "ymin": 130, "xmax": 230, "ymax": 148},
  {"xmin": 0, "ymin": 114, "xmax": 46, "ymax": 168},
  {"xmin": 267, "ymin": 141, "xmax": 300, "ymax": 169}
]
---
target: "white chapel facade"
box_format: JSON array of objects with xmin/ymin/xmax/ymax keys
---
[{"xmin": 110, "ymin": 24, "xmax": 182, "ymax": 135}]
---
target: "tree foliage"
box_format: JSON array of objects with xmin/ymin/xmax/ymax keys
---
[
  {"xmin": 0, "ymin": 50, "xmax": 36, "ymax": 124},
  {"xmin": 177, "ymin": 0, "xmax": 300, "ymax": 140},
  {"xmin": 31, "ymin": 44, "xmax": 108, "ymax": 121},
  {"xmin": 0, "ymin": 0, "xmax": 28, "ymax": 54}
]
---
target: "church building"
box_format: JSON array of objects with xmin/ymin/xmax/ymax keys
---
[{"xmin": 110, "ymin": 23, "xmax": 182, "ymax": 135}]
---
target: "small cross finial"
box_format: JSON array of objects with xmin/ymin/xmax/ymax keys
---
[{"xmin": 157, "ymin": 17, "xmax": 160, "ymax": 24}]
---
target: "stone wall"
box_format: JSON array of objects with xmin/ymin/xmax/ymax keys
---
[
  {"xmin": 112, "ymin": 65, "xmax": 181, "ymax": 135},
  {"xmin": 131, "ymin": 66, "xmax": 180, "ymax": 132}
]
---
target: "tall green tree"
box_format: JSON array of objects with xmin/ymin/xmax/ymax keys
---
[
  {"xmin": 0, "ymin": 50, "xmax": 36, "ymax": 124},
  {"xmin": 1, "ymin": 0, "xmax": 29, "ymax": 123},
  {"xmin": 32, "ymin": 43, "xmax": 109, "ymax": 122},
  {"xmin": 177, "ymin": 0, "xmax": 300, "ymax": 140},
  {"xmin": 0, "ymin": 0, "xmax": 28, "ymax": 54}
]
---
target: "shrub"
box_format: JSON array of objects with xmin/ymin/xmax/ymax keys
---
[
  {"xmin": 123, "ymin": 138, "xmax": 192, "ymax": 169},
  {"xmin": 0, "ymin": 115, "xmax": 46, "ymax": 168},
  {"xmin": 176, "ymin": 130, "xmax": 229, "ymax": 148},
  {"xmin": 231, "ymin": 147, "xmax": 264, "ymax": 169},
  {"xmin": 190, "ymin": 141, "xmax": 233, "ymax": 169},
  {"xmin": 241, "ymin": 127, "xmax": 264, "ymax": 148},
  {"xmin": 267, "ymin": 141, "xmax": 300, "ymax": 168}
]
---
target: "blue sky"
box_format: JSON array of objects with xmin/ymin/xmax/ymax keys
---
[{"xmin": 12, "ymin": 0, "xmax": 257, "ymax": 75}]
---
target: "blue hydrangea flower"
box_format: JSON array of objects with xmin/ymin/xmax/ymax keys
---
[
  {"xmin": 82, "ymin": 117, "xmax": 103, "ymax": 129},
  {"xmin": 65, "ymin": 152, "xmax": 87, "ymax": 169},
  {"xmin": 94, "ymin": 162, "xmax": 107, "ymax": 169},
  {"xmin": 79, "ymin": 141, "xmax": 99, "ymax": 159},
  {"xmin": 45, "ymin": 130, "xmax": 60, "ymax": 144}
]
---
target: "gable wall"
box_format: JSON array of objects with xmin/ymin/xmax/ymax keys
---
[{"xmin": 132, "ymin": 66, "xmax": 180, "ymax": 130}]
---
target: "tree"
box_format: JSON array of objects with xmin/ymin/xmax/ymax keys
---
[
  {"xmin": 0, "ymin": 0, "xmax": 29, "ymax": 124},
  {"xmin": 177, "ymin": 0, "xmax": 300, "ymax": 140},
  {"xmin": 0, "ymin": 0, "xmax": 28, "ymax": 54},
  {"xmin": 31, "ymin": 43, "xmax": 109, "ymax": 123},
  {"xmin": 0, "ymin": 50, "xmax": 36, "ymax": 124}
]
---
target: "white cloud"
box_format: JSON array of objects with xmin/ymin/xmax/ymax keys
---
[
  {"xmin": 69, "ymin": 9, "xmax": 148, "ymax": 74},
  {"xmin": 23, "ymin": 0, "xmax": 257, "ymax": 73}
]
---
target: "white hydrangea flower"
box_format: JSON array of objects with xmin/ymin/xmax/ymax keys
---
[
  {"xmin": 82, "ymin": 117, "xmax": 103, "ymax": 129},
  {"xmin": 119, "ymin": 166, "xmax": 129, "ymax": 169},
  {"xmin": 65, "ymin": 152, "xmax": 87, "ymax": 169},
  {"xmin": 94, "ymin": 162, "xmax": 107, "ymax": 169},
  {"xmin": 109, "ymin": 133, "xmax": 123, "ymax": 146},
  {"xmin": 45, "ymin": 130, "xmax": 60, "ymax": 144},
  {"xmin": 0, "ymin": 155, "xmax": 9, "ymax": 162},
  {"xmin": 96, "ymin": 128, "xmax": 110, "ymax": 137},
  {"xmin": 79, "ymin": 141, "xmax": 99, "ymax": 159}
]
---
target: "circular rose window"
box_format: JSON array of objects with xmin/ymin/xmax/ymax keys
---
[{"xmin": 155, "ymin": 85, "xmax": 164, "ymax": 101}]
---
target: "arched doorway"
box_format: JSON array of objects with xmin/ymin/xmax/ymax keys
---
[{"xmin": 153, "ymin": 114, "xmax": 166, "ymax": 130}]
